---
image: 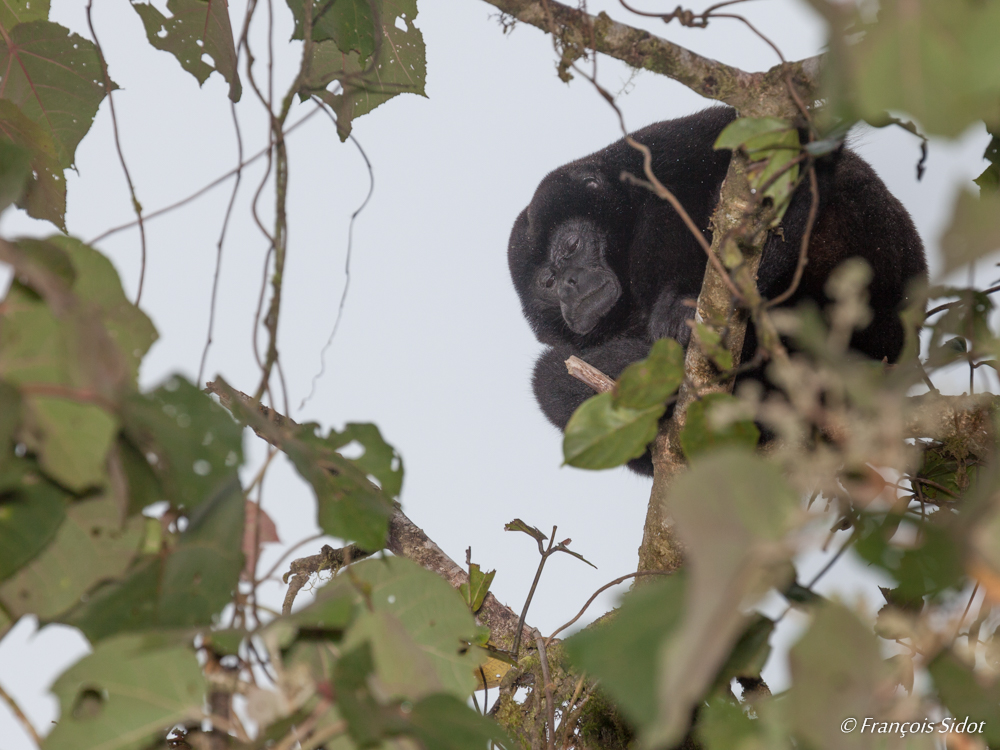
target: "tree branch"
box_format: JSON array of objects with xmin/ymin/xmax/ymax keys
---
[
  {"xmin": 205, "ymin": 381, "xmax": 533, "ymax": 651},
  {"xmin": 479, "ymin": 0, "xmax": 820, "ymax": 117}
]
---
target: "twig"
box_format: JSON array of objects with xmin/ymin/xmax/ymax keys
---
[
  {"xmin": 0, "ymin": 682, "xmax": 41, "ymax": 747},
  {"xmin": 300, "ymin": 98, "xmax": 376, "ymax": 410},
  {"xmin": 86, "ymin": 107, "xmax": 322, "ymax": 245},
  {"xmin": 512, "ymin": 528, "xmax": 558, "ymax": 657},
  {"xmin": 199, "ymin": 99, "xmax": 246, "ymax": 386},
  {"xmin": 565, "ymin": 355, "xmax": 615, "ymax": 393},
  {"xmin": 85, "ymin": 1, "xmax": 147, "ymax": 305},
  {"xmin": 545, "ymin": 570, "xmax": 667, "ymax": 645},
  {"xmin": 534, "ymin": 629, "xmax": 556, "ymax": 750}
]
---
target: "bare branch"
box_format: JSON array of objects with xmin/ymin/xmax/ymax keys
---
[{"xmin": 480, "ymin": 0, "xmax": 820, "ymax": 117}]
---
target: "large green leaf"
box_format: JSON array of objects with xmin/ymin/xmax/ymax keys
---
[
  {"xmin": 25, "ymin": 396, "xmax": 117, "ymax": 492},
  {"xmin": 928, "ymin": 650, "xmax": 1000, "ymax": 745},
  {"xmin": 0, "ymin": 493, "xmax": 143, "ymax": 619},
  {"xmin": 649, "ymin": 450, "xmax": 799, "ymax": 748},
  {"xmin": 563, "ymin": 391, "xmax": 663, "ymax": 470},
  {"xmin": 565, "ymin": 574, "xmax": 687, "ymax": 729},
  {"xmin": 614, "ymin": 337, "xmax": 684, "ymax": 410},
  {"xmin": 0, "ymin": 0, "xmax": 50, "ymax": 29},
  {"xmin": 828, "ymin": 0, "xmax": 1000, "ymax": 137},
  {"xmin": 0, "ymin": 100, "xmax": 65, "ymax": 227},
  {"xmin": 132, "ymin": 0, "xmax": 242, "ymax": 102},
  {"xmin": 120, "ymin": 376, "xmax": 244, "ymax": 513},
  {"xmin": 287, "ymin": 0, "xmax": 376, "ymax": 58},
  {"xmin": 322, "ymin": 557, "xmax": 485, "ymax": 698},
  {"xmin": 940, "ymin": 189, "xmax": 1000, "ymax": 275},
  {"xmin": 62, "ymin": 477, "xmax": 244, "ymax": 641},
  {"xmin": 216, "ymin": 382, "xmax": 396, "ymax": 551},
  {"xmin": 0, "ymin": 458, "xmax": 67, "ymax": 583},
  {"xmin": 0, "ymin": 20, "xmax": 110, "ymax": 168},
  {"xmin": 43, "ymin": 633, "xmax": 205, "ymax": 750},
  {"xmin": 306, "ymin": 0, "xmax": 426, "ymax": 140},
  {"xmin": 788, "ymin": 603, "xmax": 894, "ymax": 750}
]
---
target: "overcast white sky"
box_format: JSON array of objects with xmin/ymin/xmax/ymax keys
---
[{"xmin": 0, "ymin": 1, "xmax": 991, "ymax": 747}]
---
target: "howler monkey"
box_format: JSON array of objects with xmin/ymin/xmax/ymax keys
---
[{"xmin": 508, "ymin": 107, "xmax": 927, "ymax": 476}]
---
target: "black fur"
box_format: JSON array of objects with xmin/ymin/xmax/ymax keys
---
[{"xmin": 508, "ymin": 107, "xmax": 927, "ymax": 476}]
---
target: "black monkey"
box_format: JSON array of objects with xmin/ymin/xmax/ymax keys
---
[{"xmin": 508, "ymin": 107, "xmax": 927, "ymax": 475}]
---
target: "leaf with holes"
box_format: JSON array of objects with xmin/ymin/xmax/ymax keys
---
[
  {"xmin": 0, "ymin": 20, "xmax": 111, "ymax": 168},
  {"xmin": 306, "ymin": 0, "xmax": 426, "ymax": 140},
  {"xmin": 44, "ymin": 633, "xmax": 206, "ymax": 750},
  {"xmin": 132, "ymin": 0, "xmax": 242, "ymax": 102},
  {"xmin": 0, "ymin": 458, "xmax": 67, "ymax": 583},
  {"xmin": 0, "ymin": 492, "xmax": 143, "ymax": 620},
  {"xmin": 0, "ymin": 0, "xmax": 50, "ymax": 30},
  {"xmin": 120, "ymin": 376, "xmax": 244, "ymax": 513},
  {"xmin": 287, "ymin": 0, "xmax": 376, "ymax": 58},
  {"xmin": 63, "ymin": 477, "xmax": 244, "ymax": 641},
  {"xmin": 0, "ymin": 100, "xmax": 65, "ymax": 227}
]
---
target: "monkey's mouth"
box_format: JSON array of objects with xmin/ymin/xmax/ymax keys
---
[{"xmin": 561, "ymin": 278, "xmax": 621, "ymax": 335}]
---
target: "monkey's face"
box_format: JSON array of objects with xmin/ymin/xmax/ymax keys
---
[{"xmin": 534, "ymin": 217, "xmax": 622, "ymax": 335}]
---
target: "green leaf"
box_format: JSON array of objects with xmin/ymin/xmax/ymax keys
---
[
  {"xmin": 650, "ymin": 450, "xmax": 798, "ymax": 747},
  {"xmin": 565, "ymin": 574, "xmax": 687, "ymax": 729},
  {"xmin": 212, "ymin": 380, "xmax": 396, "ymax": 550},
  {"xmin": 788, "ymin": 602, "xmax": 892, "ymax": 750},
  {"xmin": 120, "ymin": 376, "xmax": 244, "ymax": 513},
  {"xmin": 132, "ymin": 0, "xmax": 242, "ymax": 102},
  {"xmin": 459, "ymin": 561, "xmax": 496, "ymax": 613},
  {"xmin": 0, "ymin": 459, "xmax": 67, "ymax": 583},
  {"xmin": 0, "ymin": 0, "xmax": 50, "ymax": 29},
  {"xmin": 307, "ymin": 0, "xmax": 426, "ymax": 140},
  {"xmin": 715, "ymin": 117, "xmax": 794, "ymax": 151},
  {"xmin": 50, "ymin": 237, "xmax": 158, "ymax": 384},
  {"xmin": 26, "ymin": 396, "xmax": 117, "ymax": 492},
  {"xmin": 287, "ymin": 0, "xmax": 376, "ymax": 58},
  {"xmin": 940, "ymin": 189, "xmax": 1000, "ymax": 275},
  {"xmin": 680, "ymin": 392, "xmax": 760, "ymax": 460},
  {"xmin": 975, "ymin": 125, "xmax": 999, "ymax": 191},
  {"xmin": 563, "ymin": 391, "xmax": 663, "ymax": 470},
  {"xmin": 329, "ymin": 557, "xmax": 486, "ymax": 698},
  {"xmin": 929, "ymin": 649, "xmax": 1000, "ymax": 745},
  {"xmin": 0, "ymin": 21, "xmax": 111, "ymax": 169},
  {"xmin": 614, "ymin": 337, "xmax": 684, "ymax": 410},
  {"xmin": 855, "ymin": 515, "xmax": 964, "ymax": 600},
  {"xmin": 504, "ymin": 518, "xmax": 547, "ymax": 544},
  {"xmin": 0, "ymin": 99, "xmax": 65, "ymax": 228},
  {"xmin": 699, "ymin": 697, "xmax": 763, "ymax": 750},
  {"xmin": 831, "ymin": 0, "xmax": 1000, "ymax": 137},
  {"xmin": 0, "ymin": 492, "xmax": 143, "ymax": 619},
  {"xmin": 62, "ymin": 477, "xmax": 244, "ymax": 641},
  {"xmin": 693, "ymin": 322, "xmax": 733, "ymax": 371},
  {"xmin": 710, "ymin": 615, "xmax": 774, "ymax": 692},
  {"xmin": 0, "ymin": 380, "xmax": 22, "ymax": 468},
  {"xmin": 407, "ymin": 693, "xmax": 516, "ymax": 749},
  {"xmin": 716, "ymin": 117, "xmax": 799, "ymax": 223},
  {"xmin": 0, "ymin": 140, "xmax": 32, "ymax": 214},
  {"xmin": 43, "ymin": 633, "xmax": 206, "ymax": 750}
]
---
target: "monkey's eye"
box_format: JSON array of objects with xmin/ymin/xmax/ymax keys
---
[
  {"xmin": 539, "ymin": 271, "xmax": 556, "ymax": 290},
  {"xmin": 583, "ymin": 177, "xmax": 599, "ymax": 189}
]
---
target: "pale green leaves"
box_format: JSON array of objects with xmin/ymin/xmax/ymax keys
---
[
  {"xmin": 829, "ymin": 0, "xmax": 1000, "ymax": 138},
  {"xmin": 44, "ymin": 635, "xmax": 206, "ymax": 750},
  {"xmin": 940, "ymin": 189, "xmax": 1000, "ymax": 275},
  {"xmin": 563, "ymin": 338, "xmax": 684, "ymax": 470},
  {"xmin": 716, "ymin": 117, "xmax": 800, "ymax": 225}
]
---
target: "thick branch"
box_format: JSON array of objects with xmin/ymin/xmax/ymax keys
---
[
  {"xmin": 480, "ymin": 0, "xmax": 820, "ymax": 117},
  {"xmin": 205, "ymin": 382, "xmax": 532, "ymax": 651}
]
